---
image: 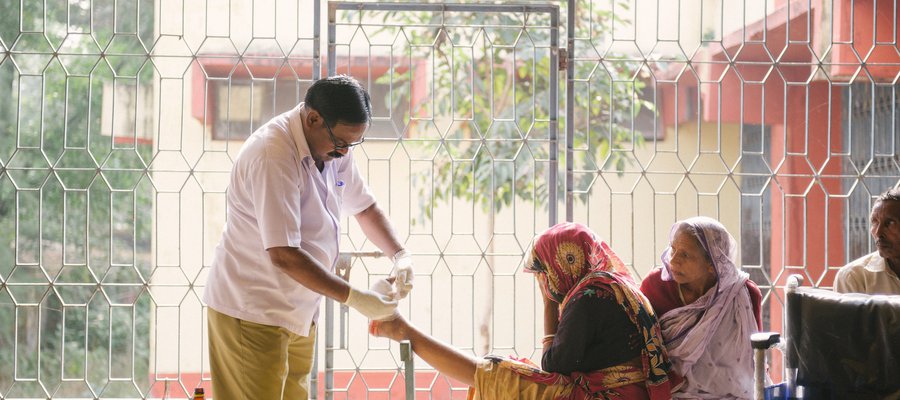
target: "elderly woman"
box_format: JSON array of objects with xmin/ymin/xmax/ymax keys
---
[
  {"xmin": 371, "ymin": 222, "xmax": 673, "ymax": 399},
  {"xmin": 639, "ymin": 216, "xmax": 762, "ymax": 400}
]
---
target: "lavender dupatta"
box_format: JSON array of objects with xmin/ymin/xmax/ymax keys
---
[{"xmin": 659, "ymin": 217, "xmax": 757, "ymax": 400}]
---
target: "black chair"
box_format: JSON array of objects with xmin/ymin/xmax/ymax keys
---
[{"xmin": 753, "ymin": 275, "xmax": 900, "ymax": 400}]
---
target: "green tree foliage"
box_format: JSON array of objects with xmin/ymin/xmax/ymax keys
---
[
  {"xmin": 372, "ymin": 1, "xmax": 652, "ymax": 222},
  {"xmin": 0, "ymin": 0, "xmax": 155, "ymax": 396}
]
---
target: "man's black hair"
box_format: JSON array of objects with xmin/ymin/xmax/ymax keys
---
[
  {"xmin": 304, "ymin": 75, "xmax": 372, "ymax": 127},
  {"xmin": 875, "ymin": 187, "xmax": 900, "ymax": 207}
]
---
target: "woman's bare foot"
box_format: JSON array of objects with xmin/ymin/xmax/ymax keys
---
[{"xmin": 369, "ymin": 315, "xmax": 410, "ymax": 342}]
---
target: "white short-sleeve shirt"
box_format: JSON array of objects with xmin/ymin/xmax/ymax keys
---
[
  {"xmin": 204, "ymin": 103, "xmax": 376, "ymax": 336},
  {"xmin": 834, "ymin": 251, "xmax": 900, "ymax": 295}
]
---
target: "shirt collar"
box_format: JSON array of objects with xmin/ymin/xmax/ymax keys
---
[
  {"xmin": 290, "ymin": 103, "xmax": 313, "ymax": 162},
  {"xmin": 865, "ymin": 252, "xmax": 887, "ymax": 272}
]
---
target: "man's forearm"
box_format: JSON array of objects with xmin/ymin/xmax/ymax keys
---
[
  {"xmin": 355, "ymin": 203, "xmax": 404, "ymax": 257},
  {"xmin": 268, "ymin": 246, "xmax": 352, "ymax": 302}
]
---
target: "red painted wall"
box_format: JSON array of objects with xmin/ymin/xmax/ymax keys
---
[
  {"xmin": 832, "ymin": 0, "xmax": 900, "ymax": 82},
  {"xmin": 766, "ymin": 81, "xmax": 845, "ymax": 378}
]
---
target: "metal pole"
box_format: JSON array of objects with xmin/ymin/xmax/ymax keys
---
[
  {"xmin": 548, "ymin": 5, "xmax": 560, "ymax": 226},
  {"xmin": 328, "ymin": 2, "xmax": 337, "ymax": 77},
  {"xmin": 324, "ymin": 5, "xmax": 337, "ymax": 398},
  {"xmin": 565, "ymin": 0, "xmax": 575, "ymax": 223},
  {"xmin": 313, "ymin": 0, "xmax": 321, "ymax": 80},
  {"xmin": 311, "ymin": 1, "xmax": 322, "ymax": 396},
  {"xmin": 401, "ymin": 340, "xmax": 414, "ymax": 399},
  {"xmin": 325, "ymin": 300, "xmax": 334, "ymax": 400}
]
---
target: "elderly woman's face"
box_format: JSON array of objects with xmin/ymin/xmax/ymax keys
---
[{"xmin": 668, "ymin": 226, "xmax": 715, "ymax": 287}]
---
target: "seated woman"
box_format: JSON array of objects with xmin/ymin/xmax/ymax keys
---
[
  {"xmin": 639, "ymin": 216, "xmax": 762, "ymax": 400},
  {"xmin": 370, "ymin": 222, "xmax": 673, "ymax": 399}
]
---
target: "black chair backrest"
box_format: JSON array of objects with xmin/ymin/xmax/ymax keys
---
[{"xmin": 786, "ymin": 288, "xmax": 900, "ymax": 399}]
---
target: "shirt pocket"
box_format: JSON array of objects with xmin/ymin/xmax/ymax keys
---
[{"xmin": 333, "ymin": 181, "xmax": 346, "ymax": 212}]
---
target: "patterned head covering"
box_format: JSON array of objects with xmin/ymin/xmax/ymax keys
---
[
  {"xmin": 661, "ymin": 216, "xmax": 740, "ymax": 291},
  {"xmin": 526, "ymin": 222, "xmax": 631, "ymax": 303}
]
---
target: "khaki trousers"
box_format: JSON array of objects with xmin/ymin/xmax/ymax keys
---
[{"xmin": 208, "ymin": 308, "xmax": 316, "ymax": 400}]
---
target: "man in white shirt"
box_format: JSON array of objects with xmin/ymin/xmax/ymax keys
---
[
  {"xmin": 835, "ymin": 187, "xmax": 900, "ymax": 295},
  {"xmin": 204, "ymin": 76, "xmax": 415, "ymax": 399}
]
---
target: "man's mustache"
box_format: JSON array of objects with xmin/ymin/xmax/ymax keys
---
[{"xmin": 327, "ymin": 150, "xmax": 345, "ymax": 158}]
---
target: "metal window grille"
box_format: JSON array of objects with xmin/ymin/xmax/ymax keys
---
[{"xmin": 1, "ymin": 0, "xmax": 898, "ymax": 399}]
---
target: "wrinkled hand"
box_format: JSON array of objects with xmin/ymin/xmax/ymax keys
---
[
  {"xmin": 345, "ymin": 281, "xmax": 399, "ymax": 321},
  {"xmin": 390, "ymin": 249, "xmax": 414, "ymax": 298}
]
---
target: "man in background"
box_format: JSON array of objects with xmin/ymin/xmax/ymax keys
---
[{"xmin": 835, "ymin": 187, "xmax": 900, "ymax": 295}]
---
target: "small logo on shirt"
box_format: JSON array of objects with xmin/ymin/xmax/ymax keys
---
[{"xmin": 336, "ymin": 180, "xmax": 345, "ymax": 187}]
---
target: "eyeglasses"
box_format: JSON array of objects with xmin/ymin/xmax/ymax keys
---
[{"xmin": 323, "ymin": 121, "xmax": 365, "ymax": 150}]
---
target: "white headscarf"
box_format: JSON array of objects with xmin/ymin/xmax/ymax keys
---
[{"xmin": 659, "ymin": 216, "xmax": 757, "ymax": 400}]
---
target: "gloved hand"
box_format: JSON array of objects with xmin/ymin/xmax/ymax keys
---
[
  {"xmin": 344, "ymin": 280, "xmax": 399, "ymax": 321},
  {"xmin": 390, "ymin": 249, "xmax": 414, "ymax": 298},
  {"xmin": 370, "ymin": 278, "xmax": 397, "ymax": 298}
]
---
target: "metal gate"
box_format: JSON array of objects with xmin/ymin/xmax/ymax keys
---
[{"xmin": 320, "ymin": 3, "xmax": 559, "ymax": 398}]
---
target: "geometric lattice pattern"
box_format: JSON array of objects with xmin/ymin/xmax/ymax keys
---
[{"xmin": 1, "ymin": 0, "xmax": 898, "ymax": 398}]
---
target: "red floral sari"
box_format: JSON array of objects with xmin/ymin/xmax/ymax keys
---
[{"xmin": 488, "ymin": 222, "xmax": 672, "ymax": 400}]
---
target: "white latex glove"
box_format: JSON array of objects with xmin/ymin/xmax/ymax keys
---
[
  {"xmin": 390, "ymin": 249, "xmax": 414, "ymax": 298},
  {"xmin": 344, "ymin": 281, "xmax": 399, "ymax": 321},
  {"xmin": 370, "ymin": 278, "xmax": 397, "ymax": 299}
]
